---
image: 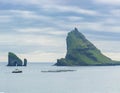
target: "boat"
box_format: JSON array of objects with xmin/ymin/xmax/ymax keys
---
[{"xmin": 12, "ymin": 69, "xmax": 22, "ymax": 73}]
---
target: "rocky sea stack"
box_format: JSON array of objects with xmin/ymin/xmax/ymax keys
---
[
  {"xmin": 55, "ymin": 28, "xmax": 120, "ymax": 66},
  {"xmin": 7, "ymin": 52, "xmax": 27, "ymax": 66}
]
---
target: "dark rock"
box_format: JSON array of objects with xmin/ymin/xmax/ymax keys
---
[
  {"xmin": 55, "ymin": 28, "xmax": 120, "ymax": 66},
  {"xmin": 23, "ymin": 58, "xmax": 27, "ymax": 66},
  {"xmin": 7, "ymin": 52, "xmax": 27, "ymax": 66},
  {"xmin": 41, "ymin": 70, "xmax": 76, "ymax": 73}
]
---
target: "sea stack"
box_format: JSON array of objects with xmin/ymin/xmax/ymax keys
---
[
  {"xmin": 23, "ymin": 58, "xmax": 27, "ymax": 66},
  {"xmin": 55, "ymin": 28, "xmax": 120, "ymax": 66},
  {"xmin": 7, "ymin": 52, "xmax": 27, "ymax": 66}
]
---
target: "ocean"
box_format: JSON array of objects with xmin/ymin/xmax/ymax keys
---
[{"xmin": 0, "ymin": 62, "xmax": 120, "ymax": 93}]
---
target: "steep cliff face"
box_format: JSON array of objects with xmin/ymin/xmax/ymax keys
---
[
  {"xmin": 7, "ymin": 52, "xmax": 27, "ymax": 66},
  {"xmin": 55, "ymin": 28, "xmax": 120, "ymax": 66}
]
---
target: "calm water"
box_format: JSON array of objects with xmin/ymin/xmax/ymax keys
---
[{"xmin": 1, "ymin": 62, "xmax": 120, "ymax": 93}]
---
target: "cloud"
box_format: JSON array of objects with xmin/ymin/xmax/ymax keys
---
[
  {"xmin": 93, "ymin": 0, "xmax": 120, "ymax": 5},
  {"xmin": 0, "ymin": 0, "xmax": 120, "ymax": 62},
  {"xmin": 0, "ymin": 10, "xmax": 39, "ymax": 26},
  {"xmin": 0, "ymin": 0, "xmax": 100, "ymax": 16},
  {"xmin": 103, "ymin": 53, "xmax": 120, "ymax": 61},
  {"xmin": 0, "ymin": 0, "xmax": 60, "ymax": 6},
  {"xmin": 51, "ymin": 8, "xmax": 120, "ymax": 33},
  {"xmin": 0, "ymin": 15, "xmax": 11, "ymax": 23},
  {"xmin": 19, "ymin": 52, "xmax": 66, "ymax": 62},
  {"xmin": 66, "ymin": 16, "xmax": 83, "ymax": 21},
  {"xmin": 0, "ymin": 32, "xmax": 67, "ymax": 62},
  {"xmin": 43, "ymin": 5, "xmax": 99, "ymax": 16},
  {"xmin": 0, "ymin": 51, "xmax": 66, "ymax": 62},
  {"xmin": 16, "ymin": 27, "xmax": 67, "ymax": 36},
  {"xmin": 10, "ymin": 10, "xmax": 39, "ymax": 18},
  {"xmin": 110, "ymin": 9, "xmax": 120, "ymax": 17},
  {"xmin": 0, "ymin": 33, "xmax": 66, "ymax": 46},
  {"xmin": 0, "ymin": 9, "xmax": 63, "ymax": 30},
  {"xmin": 0, "ymin": 9, "xmax": 60, "ymax": 22},
  {"xmin": 0, "ymin": 10, "xmax": 41, "ymax": 20}
]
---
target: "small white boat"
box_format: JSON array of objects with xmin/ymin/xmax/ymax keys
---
[{"xmin": 12, "ymin": 69, "xmax": 22, "ymax": 73}]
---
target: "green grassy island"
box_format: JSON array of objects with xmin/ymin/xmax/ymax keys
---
[{"xmin": 55, "ymin": 28, "xmax": 120, "ymax": 66}]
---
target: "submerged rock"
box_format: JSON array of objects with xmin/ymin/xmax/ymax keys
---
[
  {"xmin": 7, "ymin": 52, "xmax": 27, "ymax": 66},
  {"xmin": 41, "ymin": 70, "xmax": 76, "ymax": 73},
  {"xmin": 55, "ymin": 28, "xmax": 120, "ymax": 66}
]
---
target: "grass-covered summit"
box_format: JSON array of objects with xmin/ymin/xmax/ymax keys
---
[{"xmin": 55, "ymin": 28, "xmax": 120, "ymax": 66}]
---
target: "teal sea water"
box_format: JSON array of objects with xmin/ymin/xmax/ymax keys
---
[{"xmin": 0, "ymin": 62, "xmax": 120, "ymax": 93}]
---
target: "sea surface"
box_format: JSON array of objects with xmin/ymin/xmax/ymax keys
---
[{"xmin": 1, "ymin": 62, "xmax": 120, "ymax": 93}]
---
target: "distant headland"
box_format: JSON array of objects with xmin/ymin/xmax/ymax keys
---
[{"xmin": 55, "ymin": 28, "xmax": 120, "ymax": 66}]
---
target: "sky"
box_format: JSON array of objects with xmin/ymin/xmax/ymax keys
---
[{"xmin": 0, "ymin": 0, "xmax": 120, "ymax": 62}]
